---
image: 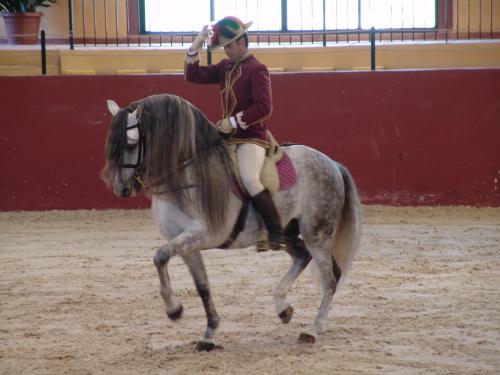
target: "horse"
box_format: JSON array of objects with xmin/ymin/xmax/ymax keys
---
[{"xmin": 102, "ymin": 93, "xmax": 362, "ymax": 351}]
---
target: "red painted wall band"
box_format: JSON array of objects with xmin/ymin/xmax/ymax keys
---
[{"xmin": 1, "ymin": 70, "xmax": 499, "ymax": 210}]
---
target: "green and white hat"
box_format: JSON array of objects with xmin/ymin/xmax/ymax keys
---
[{"xmin": 209, "ymin": 16, "xmax": 253, "ymax": 49}]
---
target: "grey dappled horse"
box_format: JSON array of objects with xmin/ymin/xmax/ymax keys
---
[{"xmin": 103, "ymin": 94, "xmax": 362, "ymax": 351}]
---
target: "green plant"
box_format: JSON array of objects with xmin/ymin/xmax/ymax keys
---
[{"xmin": 0, "ymin": 0, "xmax": 57, "ymax": 13}]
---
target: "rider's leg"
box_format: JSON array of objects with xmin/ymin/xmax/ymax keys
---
[{"xmin": 237, "ymin": 143, "xmax": 286, "ymax": 250}]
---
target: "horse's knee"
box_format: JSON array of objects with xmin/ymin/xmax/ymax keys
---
[{"xmin": 154, "ymin": 249, "xmax": 169, "ymax": 268}]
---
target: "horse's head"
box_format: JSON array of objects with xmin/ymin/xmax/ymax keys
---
[{"xmin": 102, "ymin": 99, "xmax": 145, "ymax": 198}]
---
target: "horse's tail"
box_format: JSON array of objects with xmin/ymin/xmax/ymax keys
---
[{"xmin": 331, "ymin": 162, "xmax": 362, "ymax": 287}]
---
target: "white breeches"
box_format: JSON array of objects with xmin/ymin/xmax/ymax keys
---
[{"xmin": 237, "ymin": 143, "xmax": 266, "ymax": 197}]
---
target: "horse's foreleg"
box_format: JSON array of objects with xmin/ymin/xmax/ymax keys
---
[
  {"xmin": 182, "ymin": 251, "xmax": 220, "ymax": 352},
  {"xmin": 273, "ymin": 236, "xmax": 312, "ymax": 324},
  {"xmin": 154, "ymin": 244, "xmax": 183, "ymax": 320},
  {"xmin": 153, "ymin": 223, "xmax": 209, "ymax": 320},
  {"xmin": 155, "ymin": 223, "xmax": 221, "ymax": 351}
]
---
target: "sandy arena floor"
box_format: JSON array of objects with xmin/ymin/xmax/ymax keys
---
[{"xmin": 0, "ymin": 206, "xmax": 499, "ymax": 374}]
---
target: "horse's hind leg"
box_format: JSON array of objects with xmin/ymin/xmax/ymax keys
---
[
  {"xmin": 181, "ymin": 251, "xmax": 220, "ymax": 352},
  {"xmin": 273, "ymin": 220, "xmax": 312, "ymax": 323},
  {"xmin": 298, "ymin": 242, "xmax": 338, "ymax": 344}
]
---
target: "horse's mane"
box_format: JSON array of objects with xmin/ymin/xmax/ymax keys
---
[
  {"xmin": 106, "ymin": 94, "xmax": 232, "ymax": 233},
  {"xmin": 102, "ymin": 108, "xmax": 129, "ymax": 188}
]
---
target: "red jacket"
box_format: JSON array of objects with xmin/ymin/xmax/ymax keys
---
[{"xmin": 185, "ymin": 53, "xmax": 272, "ymax": 147}]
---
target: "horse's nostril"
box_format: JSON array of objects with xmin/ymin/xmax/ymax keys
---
[{"xmin": 122, "ymin": 187, "xmax": 131, "ymax": 197}]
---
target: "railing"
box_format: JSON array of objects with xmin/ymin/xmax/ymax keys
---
[
  {"xmin": 33, "ymin": 0, "xmax": 500, "ymax": 74},
  {"xmin": 66, "ymin": 0, "xmax": 499, "ymax": 48}
]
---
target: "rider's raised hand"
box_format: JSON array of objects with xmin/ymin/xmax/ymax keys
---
[{"xmin": 190, "ymin": 25, "xmax": 209, "ymax": 52}]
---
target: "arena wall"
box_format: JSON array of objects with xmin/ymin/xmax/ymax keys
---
[{"xmin": 0, "ymin": 69, "xmax": 499, "ymax": 210}]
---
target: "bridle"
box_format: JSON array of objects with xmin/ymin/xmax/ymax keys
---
[
  {"xmin": 115, "ymin": 110, "xmax": 224, "ymax": 194},
  {"xmin": 118, "ymin": 118, "xmax": 147, "ymax": 191}
]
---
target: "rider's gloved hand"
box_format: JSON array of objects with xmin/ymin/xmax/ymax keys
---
[
  {"xmin": 216, "ymin": 117, "xmax": 236, "ymax": 134},
  {"xmin": 189, "ymin": 25, "xmax": 209, "ymax": 53},
  {"xmin": 186, "ymin": 25, "xmax": 209, "ymax": 64}
]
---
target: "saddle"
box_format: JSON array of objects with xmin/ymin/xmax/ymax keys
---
[
  {"xmin": 218, "ymin": 133, "xmax": 298, "ymax": 249},
  {"xmin": 226, "ymin": 132, "xmax": 296, "ymax": 199}
]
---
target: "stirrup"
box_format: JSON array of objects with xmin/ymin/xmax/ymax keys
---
[
  {"xmin": 268, "ymin": 231, "xmax": 288, "ymax": 251},
  {"xmin": 256, "ymin": 229, "xmax": 269, "ymax": 252},
  {"xmin": 256, "ymin": 238, "xmax": 269, "ymax": 252}
]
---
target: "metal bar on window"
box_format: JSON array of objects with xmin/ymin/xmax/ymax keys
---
[
  {"xmin": 93, "ymin": 0, "xmax": 97, "ymax": 46},
  {"xmin": 347, "ymin": 0, "xmax": 349, "ymax": 43},
  {"xmin": 434, "ymin": 0, "xmax": 437, "ymax": 41},
  {"xmin": 115, "ymin": 0, "xmax": 119, "ymax": 46},
  {"xmin": 358, "ymin": 0, "xmax": 361, "ymax": 30},
  {"xmin": 370, "ymin": 27, "xmax": 375, "ymax": 70},
  {"xmin": 390, "ymin": 2, "xmax": 394, "ymax": 42},
  {"xmin": 68, "ymin": 0, "xmax": 74, "ymax": 49},
  {"xmin": 335, "ymin": 0, "xmax": 338, "ymax": 43},
  {"xmin": 323, "ymin": 0, "xmax": 326, "ymax": 46},
  {"xmin": 456, "ymin": 0, "xmax": 459, "ymax": 40},
  {"xmin": 401, "ymin": 2, "xmax": 404, "ymax": 41},
  {"xmin": 137, "ymin": 0, "xmax": 141, "ymax": 46},
  {"xmin": 491, "ymin": 0, "xmax": 493, "ymax": 39},
  {"xmin": 126, "ymin": 0, "xmax": 130, "ymax": 46},
  {"xmin": 357, "ymin": 0, "xmax": 361, "ymax": 43},
  {"xmin": 479, "ymin": 0, "xmax": 482, "ymax": 39},
  {"xmin": 82, "ymin": 0, "xmax": 86, "ymax": 46},
  {"xmin": 281, "ymin": 0, "xmax": 287, "ymax": 31},
  {"xmin": 467, "ymin": 0, "xmax": 470, "ymax": 39},
  {"xmin": 445, "ymin": 0, "xmax": 449, "ymax": 42},
  {"xmin": 412, "ymin": 0, "xmax": 415, "ymax": 41},
  {"xmin": 104, "ymin": 0, "xmax": 108, "ymax": 46}
]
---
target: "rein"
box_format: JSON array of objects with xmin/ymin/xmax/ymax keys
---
[
  {"xmin": 117, "ymin": 115, "xmax": 225, "ymax": 194},
  {"xmin": 119, "ymin": 122, "xmax": 146, "ymax": 189}
]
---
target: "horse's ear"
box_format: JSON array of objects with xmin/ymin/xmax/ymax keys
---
[{"xmin": 107, "ymin": 100, "xmax": 120, "ymax": 116}]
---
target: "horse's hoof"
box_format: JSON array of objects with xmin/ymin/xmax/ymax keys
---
[
  {"xmin": 278, "ymin": 306, "xmax": 294, "ymax": 324},
  {"xmin": 166, "ymin": 305, "xmax": 183, "ymax": 321},
  {"xmin": 196, "ymin": 340, "xmax": 215, "ymax": 352},
  {"xmin": 298, "ymin": 332, "xmax": 316, "ymax": 344}
]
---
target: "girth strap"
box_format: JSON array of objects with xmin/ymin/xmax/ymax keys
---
[{"xmin": 218, "ymin": 199, "xmax": 250, "ymax": 249}]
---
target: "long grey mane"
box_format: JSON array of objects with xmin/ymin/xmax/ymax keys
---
[{"xmin": 129, "ymin": 94, "xmax": 231, "ymax": 233}]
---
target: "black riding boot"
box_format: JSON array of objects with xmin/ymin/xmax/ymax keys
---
[{"xmin": 252, "ymin": 189, "xmax": 287, "ymax": 251}]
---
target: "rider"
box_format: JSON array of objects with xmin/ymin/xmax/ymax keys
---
[{"xmin": 184, "ymin": 16, "xmax": 286, "ymax": 250}]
